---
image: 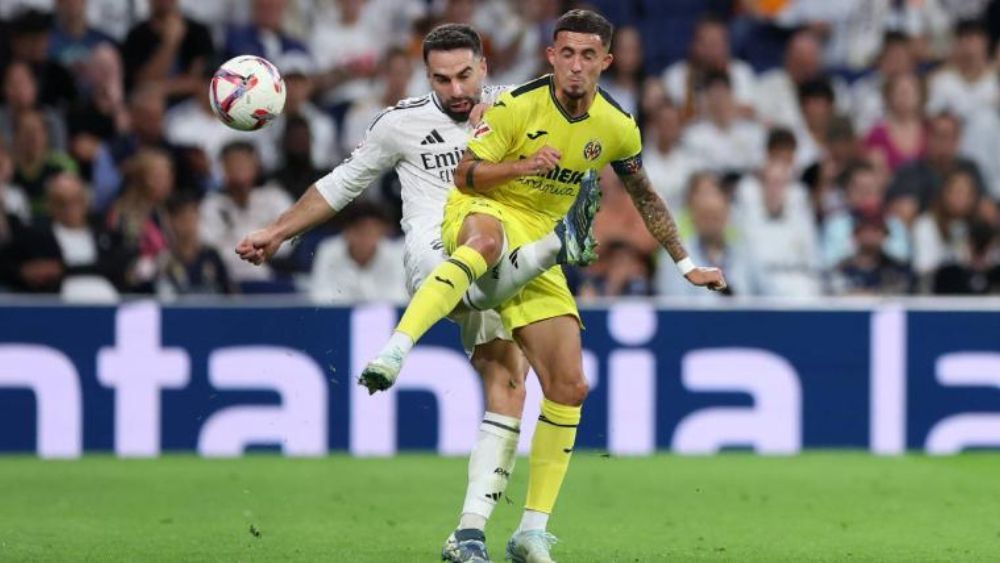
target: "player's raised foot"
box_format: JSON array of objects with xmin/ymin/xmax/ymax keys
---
[
  {"xmin": 442, "ymin": 528, "xmax": 491, "ymax": 562},
  {"xmin": 358, "ymin": 346, "xmax": 406, "ymax": 394},
  {"xmin": 555, "ymin": 169, "xmax": 600, "ymax": 267},
  {"xmin": 505, "ymin": 530, "xmax": 558, "ymax": 563}
]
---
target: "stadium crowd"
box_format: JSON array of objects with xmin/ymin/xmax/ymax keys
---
[{"xmin": 1, "ymin": 0, "xmax": 1000, "ymax": 301}]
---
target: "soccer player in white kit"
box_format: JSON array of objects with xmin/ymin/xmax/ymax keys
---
[{"xmin": 236, "ymin": 24, "xmax": 595, "ymax": 563}]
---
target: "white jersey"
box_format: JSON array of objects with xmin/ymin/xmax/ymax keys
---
[{"xmin": 314, "ymin": 86, "xmax": 509, "ymax": 351}]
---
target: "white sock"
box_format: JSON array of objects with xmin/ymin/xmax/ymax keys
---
[
  {"xmin": 464, "ymin": 232, "xmax": 561, "ymax": 310},
  {"xmin": 518, "ymin": 509, "xmax": 549, "ymax": 532},
  {"xmin": 383, "ymin": 331, "xmax": 413, "ymax": 356},
  {"xmin": 458, "ymin": 412, "xmax": 520, "ymax": 530}
]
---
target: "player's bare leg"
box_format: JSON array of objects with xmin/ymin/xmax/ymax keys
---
[
  {"xmin": 443, "ymin": 338, "xmax": 528, "ymax": 563},
  {"xmin": 360, "ymin": 214, "xmax": 505, "ymax": 393},
  {"xmin": 506, "ymin": 315, "xmax": 588, "ymax": 563}
]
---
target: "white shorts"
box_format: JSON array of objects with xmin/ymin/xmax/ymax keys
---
[{"xmin": 403, "ymin": 233, "xmax": 511, "ymax": 355}]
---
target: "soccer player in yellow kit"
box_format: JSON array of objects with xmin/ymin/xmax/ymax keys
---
[{"xmin": 363, "ymin": 10, "xmax": 727, "ymax": 561}]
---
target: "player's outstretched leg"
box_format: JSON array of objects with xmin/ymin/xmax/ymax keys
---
[
  {"xmin": 360, "ymin": 214, "xmax": 505, "ymax": 393},
  {"xmin": 462, "ymin": 169, "xmax": 601, "ymax": 312},
  {"xmin": 506, "ymin": 315, "xmax": 588, "ymax": 563}
]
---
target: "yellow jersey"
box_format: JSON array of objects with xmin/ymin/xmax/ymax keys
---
[{"xmin": 467, "ymin": 74, "xmax": 643, "ymax": 223}]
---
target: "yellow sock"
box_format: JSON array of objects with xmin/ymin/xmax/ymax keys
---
[
  {"xmin": 525, "ymin": 398, "xmax": 581, "ymax": 514},
  {"xmin": 396, "ymin": 245, "xmax": 488, "ymax": 342}
]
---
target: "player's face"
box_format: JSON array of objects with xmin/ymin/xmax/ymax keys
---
[
  {"xmin": 426, "ymin": 49, "xmax": 487, "ymax": 122},
  {"xmin": 547, "ymin": 31, "xmax": 612, "ymax": 100}
]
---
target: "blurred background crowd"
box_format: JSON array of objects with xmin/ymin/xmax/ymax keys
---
[{"xmin": 1, "ymin": 0, "xmax": 999, "ymax": 303}]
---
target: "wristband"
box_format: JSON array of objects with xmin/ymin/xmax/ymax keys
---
[{"xmin": 676, "ymin": 257, "xmax": 696, "ymax": 276}]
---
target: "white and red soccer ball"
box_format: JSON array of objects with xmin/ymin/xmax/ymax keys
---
[{"xmin": 209, "ymin": 55, "xmax": 286, "ymax": 131}]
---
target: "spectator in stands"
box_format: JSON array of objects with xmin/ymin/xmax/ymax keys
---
[
  {"xmin": 932, "ymin": 220, "xmax": 1000, "ymax": 294},
  {"xmin": 912, "ymin": 168, "xmax": 980, "ymax": 279},
  {"xmin": 271, "ymin": 53, "xmax": 338, "ymax": 170},
  {"xmin": 224, "ymin": 0, "xmax": 309, "ymax": 62},
  {"xmin": 823, "ymin": 163, "xmax": 910, "ymax": 269},
  {"xmin": 850, "ymin": 31, "xmax": 916, "ymax": 135},
  {"xmin": 105, "ymin": 148, "xmax": 174, "ymax": 292},
  {"xmin": 802, "ymin": 116, "xmax": 863, "ymax": 226},
  {"xmin": 889, "ymin": 113, "xmax": 985, "ymax": 217},
  {"xmin": 864, "ymin": 72, "xmax": 927, "ymax": 174},
  {"xmin": 11, "ymin": 111, "xmax": 78, "ymax": 216},
  {"xmin": 830, "ymin": 210, "xmax": 914, "ymax": 296},
  {"xmin": 662, "ymin": 15, "xmax": 756, "ymax": 120},
  {"xmin": 657, "ymin": 173, "xmax": 753, "ymax": 300},
  {"xmin": 755, "ymin": 29, "xmax": 848, "ymax": 133},
  {"xmin": 311, "ymin": 0, "xmax": 385, "ymax": 109},
  {"xmin": 200, "ymin": 142, "xmax": 293, "ymax": 289},
  {"xmin": 0, "ymin": 61, "xmax": 68, "ymax": 152},
  {"xmin": 310, "ymin": 201, "xmax": 406, "ymax": 303},
  {"xmin": 93, "ymin": 85, "xmax": 204, "ymax": 210},
  {"xmin": 637, "ymin": 77, "xmax": 669, "ymax": 130},
  {"xmin": 48, "ymin": 0, "xmax": 117, "ymax": 78},
  {"xmin": 927, "ymin": 20, "xmax": 998, "ymax": 122},
  {"xmin": 270, "ymin": 115, "xmax": 324, "ymax": 200},
  {"xmin": 961, "ymin": 102, "xmax": 1000, "ymax": 202},
  {"xmin": 642, "ymin": 101, "xmax": 702, "ymax": 212},
  {"xmin": 681, "ymin": 71, "xmax": 765, "ymax": 177},
  {"xmin": 122, "ymin": 0, "xmax": 215, "ymax": 103},
  {"xmin": 0, "ymin": 143, "xmax": 30, "ymax": 222},
  {"xmin": 342, "ymin": 46, "xmax": 414, "ymax": 151},
  {"xmin": 739, "ymin": 160, "xmax": 823, "ymax": 297},
  {"xmin": 578, "ymin": 240, "xmax": 654, "ymax": 299},
  {"xmin": 65, "ymin": 44, "xmax": 130, "ymax": 179},
  {"xmin": 599, "ymin": 26, "xmax": 644, "ymax": 117},
  {"xmin": 158, "ymin": 192, "xmax": 235, "ymax": 297},
  {"xmin": 795, "ymin": 78, "xmax": 839, "ymax": 172},
  {"xmin": 735, "ymin": 128, "xmax": 812, "ymax": 227},
  {"xmin": 8, "ymin": 9, "xmax": 78, "ymax": 108}
]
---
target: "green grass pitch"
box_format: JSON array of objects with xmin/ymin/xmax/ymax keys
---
[{"xmin": 1, "ymin": 453, "xmax": 998, "ymax": 561}]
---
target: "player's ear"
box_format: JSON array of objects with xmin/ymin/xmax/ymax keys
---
[
  {"xmin": 601, "ymin": 52, "xmax": 613, "ymax": 71},
  {"xmin": 545, "ymin": 46, "xmax": 556, "ymax": 67},
  {"xmin": 479, "ymin": 56, "xmax": 488, "ymax": 77}
]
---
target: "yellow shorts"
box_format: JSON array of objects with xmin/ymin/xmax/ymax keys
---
[{"xmin": 441, "ymin": 189, "xmax": 580, "ymax": 333}]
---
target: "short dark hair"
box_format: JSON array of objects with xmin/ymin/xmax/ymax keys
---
[
  {"xmin": 882, "ymin": 30, "xmax": 910, "ymax": 49},
  {"xmin": 422, "ymin": 24, "xmax": 483, "ymax": 62},
  {"xmin": 166, "ymin": 191, "xmax": 201, "ymax": 215},
  {"xmin": 798, "ymin": 78, "xmax": 835, "ymax": 103},
  {"xmin": 337, "ymin": 201, "xmax": 391, "ymax": 229},
  {"xmin": 767, "ymin": 127, "xmax": 798, "ymax": 153},
  {"xmin": 954, "ymin": 18, "xmax": 988, "ymax": 39},
  {"xmin": 553, "ymin": 9, "xmax": 613, "ymax": 48},
  {"xmin": 701, "ymin": 69, "xmax": 731, "ymax": 90},
  {"xmin": 220, "ymin": 141, "xmax": 258, "ymax": 160}
]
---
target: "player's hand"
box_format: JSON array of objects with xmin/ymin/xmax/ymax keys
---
[
  {"xmin": 685, "ymin": 267, "xmax": 727, "ymax": 292},
  {"xmin": 235, "ymin": 227, "xmax": 284, "ymax": 265},
  {"xmin": 519, "ymin": 146, "xmax": 561, "ymax": 176}
]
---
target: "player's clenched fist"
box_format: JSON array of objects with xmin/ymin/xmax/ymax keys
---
[
  {"xmin": 518, "ymin": 145, "xmax": 561, "ymax": 176},
  {"xmin": 235, "ymin": 228, "xmax": 283, "ymax": 265},
  {"xmin": 685, "ymin": 266, "xmax": 728, "ymax": 292}
]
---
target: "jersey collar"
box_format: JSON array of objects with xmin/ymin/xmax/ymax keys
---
[{"xmin": 548, "ymin": 75, "xmax": 591, "ymax": 123}]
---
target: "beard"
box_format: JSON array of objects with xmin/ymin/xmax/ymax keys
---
[{"xmin": 441, "ymin": 96, "xmax": 478, "ymax": 122}]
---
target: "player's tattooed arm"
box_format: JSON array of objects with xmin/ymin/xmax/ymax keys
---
[{"xmin": 616, "ymin": 158, "xmax": 687, "ymax": 262}]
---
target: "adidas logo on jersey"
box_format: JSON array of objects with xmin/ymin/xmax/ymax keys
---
[{"xmin": 420, "ymin": 129, "xmax": 446, "ymax": 145}]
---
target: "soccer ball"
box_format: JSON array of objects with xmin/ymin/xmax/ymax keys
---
[{"xmin": 209, "ymin": 55, "xmax": 286, "ymax": 131}]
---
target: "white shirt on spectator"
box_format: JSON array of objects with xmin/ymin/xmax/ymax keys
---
[
  {"xmin": 911, "ymin": 213, "xmax": 969, "ymax": 275},
  {"xmin": 682, "ymin": 118, "xmax": 766, "ymax": 175},
  {"xmin": 2, "ymin": 184, "xmax": 30, "ymax": 223},
  {"xmin": 850, "ymin": 72, "xmax": 887, "ymax": 135},
  {"xmin": 642, "ymin": 144, "xmax": 703, "ymax": 212},
  {"xmin": 755, "ymin": 70, "xmax": 851, "ymax": 130},
  {"xmin": 662, "ymin": 60, "xmax": 757, "ymax": 111},
  {"xmin": 309, "ymin": 235, "xmax": 407, "ymax": 303},
  {"xmin": 734, "ymin": 174, "xmax": 813, "ymax": 226},
  {"xmin": 738, "ymin": 205, "xmax": 822, "ymax": 297},
  {"xmin": 927, "ymin": 67, "xmax": 1000, "ymax": 122},
  {"xmin": 960, "ymin": 107, "xmax": 1000, "ymax": 200},
  {"xmin": 309, "ymin": 9, "xmax": 384, "ymax": 106},
  {"xmin": 199, "ymin": 185, "xmax": 294, "ymax": 282},
  {"xmin": 52, "ymin": 223, "xmax": 97, "ymax": 267}
]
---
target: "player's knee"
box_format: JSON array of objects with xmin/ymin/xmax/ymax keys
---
[
  {"xmin": 544, "ymin": 376, "xmax": 589, "ymax": 406},
  {"xmin": 462, "ymin": 233, "xmax": 502, "ymax": 265}
]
